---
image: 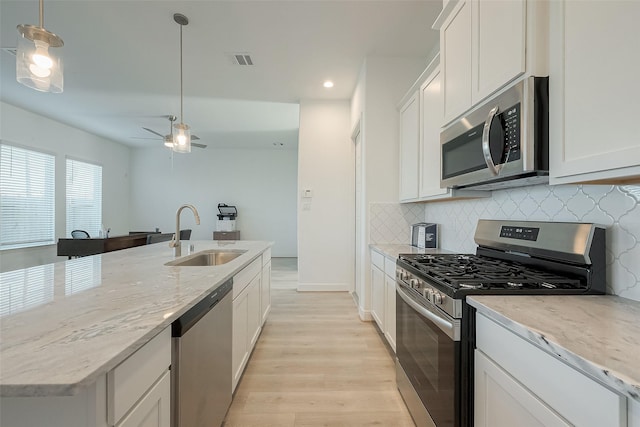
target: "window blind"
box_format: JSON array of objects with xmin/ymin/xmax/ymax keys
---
[
  {"xmin": 66, "ymin": 158, "xmax": 102, "ymax": 238},
  {"xmin": 0, "ymin": 144, "xmax": 55, "ymax": 250}
]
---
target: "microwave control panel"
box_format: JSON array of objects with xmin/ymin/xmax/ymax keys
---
[{"xmin": 499, "ymin": 103, "xmax": 521, "ymax": 163}]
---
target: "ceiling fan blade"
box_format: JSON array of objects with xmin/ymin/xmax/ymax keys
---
[
  {"xmin": 142, "ymin": 127, "xmax": 165, "ymax": 137},
  {"xmin": 192, "ymin": 143, "xmax": 207, "ymax": 149},
  {"xmin": 191, "ymin": 134, "xmax": 201, "ymax": 141},
  {"xmin": 130, "ymin": 136, "xmax": 161, "ymax": 140}
]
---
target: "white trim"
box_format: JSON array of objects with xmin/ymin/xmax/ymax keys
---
[
  {"xmin": 296, "ymin": 282, "xmax": 350, "ymax": 292},
  {"xmin": 358, "ymin": 307, "xmax": 373, "ymax": 322}
]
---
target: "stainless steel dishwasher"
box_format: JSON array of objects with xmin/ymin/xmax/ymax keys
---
[{"xmin": 171, "ymin": 278, "xmax": 233, "ymax": 427}]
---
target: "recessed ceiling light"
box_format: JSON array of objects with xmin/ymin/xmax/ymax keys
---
[{"xmin": 323, "ymin": 81, "xmax": 334, "ymax": 88}]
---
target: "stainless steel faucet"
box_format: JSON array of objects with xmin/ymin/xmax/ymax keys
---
[{"xmin": 170, "ymin": 204, "xmax": 200, "ymax": 257}]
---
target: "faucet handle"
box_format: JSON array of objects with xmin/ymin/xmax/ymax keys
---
[{"xmin": 169, "ymin": 234, "xmax": 178, "ymax": 248}]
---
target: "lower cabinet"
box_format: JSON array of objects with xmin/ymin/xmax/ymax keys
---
[
  {"xmin": 116, "ymin": 371, "xmax": 170, "ymax": 427},
  {"xmin": 231, "ymin": 250, "xmax": 272, "ymax": 393},
  {"xmin": 371, "ymin": 264, "xmax": 385, "ymax": 330},
  {"xmin": 475, "ymin": 313, "xmax": 627, "ymax": 427},
  {"xmin": 370, "ymin": 249, "xmax": 397, "ymax": 352},
  {"xmin": 0, "ymin": 327, "xmax": 172, "ymax": 427}
]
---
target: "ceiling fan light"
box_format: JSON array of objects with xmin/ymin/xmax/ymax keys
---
[
  {"xmin": 16, "ymin": 26, "xmax": 63, "ymax": 93},
  {"xmin": 172, "ymin": 123, "xmax": 191, "ymax": 153}
]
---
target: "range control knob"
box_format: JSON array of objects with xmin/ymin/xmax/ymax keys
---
[
  {"xmin": 409, "ymin": 278, "xmax": 419, "ymax": 288},
  {"xmin": 426, "ymin": 288, "xmax": 435, "ymax": 300},
  {"xmin": 433, "ymin": 292, "xmax": 444, "ymax": 305}
]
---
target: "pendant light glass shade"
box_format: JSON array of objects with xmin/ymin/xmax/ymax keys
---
[
  {"xmin": 172, "ymin": 123, "xmax": 191, "ymax": 153},
  {"xmin": 16, "ymin": 1, "xmax": 64, "ymax": 93}
]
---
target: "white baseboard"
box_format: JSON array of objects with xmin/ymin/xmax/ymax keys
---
[
  {"xmin": 296, "ymin": 282, "xmax": 350, "ymax": 292},
  {"xmin": 358, "ymin": 307, "xmax": 373, "ymax": 321}
]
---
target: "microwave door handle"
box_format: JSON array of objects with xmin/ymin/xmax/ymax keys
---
[{"xmin": 482, "ymin": 105, "xmax": 501, "ymax": 176}]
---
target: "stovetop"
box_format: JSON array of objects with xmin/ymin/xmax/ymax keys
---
[{"xmin": 398, "ymin": 253, "xmax": 585, "ymax": 292}]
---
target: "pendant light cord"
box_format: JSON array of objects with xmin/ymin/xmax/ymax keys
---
[
  {"xmin": 39, "ymin": 0, "xmax": 44, "ymax": 28},
  {"xmin": 179, "ymin": 23, "xmax": 184, "ymax": 125}
]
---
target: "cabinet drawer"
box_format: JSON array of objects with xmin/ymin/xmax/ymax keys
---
[
  {"xmin": 108, "ymin": 327, "xmax": 171, "ymax": 426},
  {"xmin": 371, "ymin": 250, "xmax": 385, "ymax": 270},
  {"xmin": 476, "ymin": 314, "xmax": 626, "ymax": 427},
  {"xmin": 233, "ymin": 258, "xmax": 261, "ymax": 299},
  {"xmin": 262, "ymin": 248, "xmax": 271, "ymax": 266},
  {"xmin": 115, "ymin": 370, "xmax": 170, "ymax": 427},
  {"xmin": 384, "ymin": 257, "xmax": 396, "ymax": 279}
]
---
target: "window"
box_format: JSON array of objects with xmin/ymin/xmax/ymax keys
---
[
  {"xmin": 0, "ymin": 143, "xmax": 55, "ymax": 250},
  {"xmin": 66, "ymin": 158, "xmax": 102, "ymax": 238}
]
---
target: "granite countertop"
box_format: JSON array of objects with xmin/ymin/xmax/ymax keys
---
[
  {"xmin": 0, "ymin": 240, "xmax": 272, "ymax": 397},
  {"xmin": 468, "ymin": 295, "xmax": 640, "ymax": 403},
  {"xmin": 369, "ymin": 243, "xmax": 455, "ymax": 260}
]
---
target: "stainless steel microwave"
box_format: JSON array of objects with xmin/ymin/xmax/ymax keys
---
[{"xmin": 440, "ymin": 77, "xmax": 549, "ymax": 190}]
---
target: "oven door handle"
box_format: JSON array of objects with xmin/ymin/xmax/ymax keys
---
[{"xmin": 396, "ymin": 284, "xmax": 460, "ymax": 341}]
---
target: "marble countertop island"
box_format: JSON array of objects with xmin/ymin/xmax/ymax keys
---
[
  {"xmin": 0, "ymin": 240, "xmax": 271, "ymax": 397},
  {"xmin": 468, "ymin": 295, "xmax": 640, "ymax": 403}
]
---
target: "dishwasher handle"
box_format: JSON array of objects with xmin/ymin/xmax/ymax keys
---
[{"xmin": 172, "ymin": 278, "xmax": 233, "ymax": 337}]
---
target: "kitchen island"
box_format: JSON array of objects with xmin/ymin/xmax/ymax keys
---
[{"xmin": 0, "ymin": 240, "xmax": 272, "ymax": 427}]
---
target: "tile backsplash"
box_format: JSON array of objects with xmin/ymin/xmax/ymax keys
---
[{"xmin": 370, "ymin": 184, "xmax": 640, "ymax": 301}]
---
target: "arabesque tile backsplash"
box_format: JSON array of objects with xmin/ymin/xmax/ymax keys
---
[{"xmin": 370, "ymin": 184, "xmax": 640, "ymax": 301}]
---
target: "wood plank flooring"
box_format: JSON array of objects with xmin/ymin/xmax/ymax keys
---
[{"xmin": 223, "ymin": 289, "xmax": 415, "ymax": 426}]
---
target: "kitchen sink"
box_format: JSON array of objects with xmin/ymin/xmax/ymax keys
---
[{"xmin": 165, "ymin": 249, "xmax": 246, "ymax": 267}]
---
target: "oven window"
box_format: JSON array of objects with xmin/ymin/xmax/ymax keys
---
[
  {"xmin": 397, "ymin": 289, "xmax": 458, "ymax": 427},
  {"xmin": 442, "ymin": 122, "xmax": 486, "ymax": 179}
]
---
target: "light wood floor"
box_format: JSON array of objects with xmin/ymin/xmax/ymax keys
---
[{"xmin": 222, "ymin": 288, "xmax": 415, "ymax": 426}]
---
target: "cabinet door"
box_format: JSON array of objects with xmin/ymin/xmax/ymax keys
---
[
  {"xmin": 549, "ymin": 1, "xmax": 640, "ymax": 183},
  {"xmin": 475, "ymin": 351, "xmax": 570, "ymax": 427},
  {"xmin": 399, "ymin": 92, "xmax": 420, "ymax": 201},
  {"xmin": 384, "ymin": 275, "xmax": 396, "ymax": 353},
  {"xmin": 442, "ymin": 0, "xmax": 472, "ymax": 124},
  {"xmin": 116, "ymin": 371, "xmax": 170, "ymax": 427},
  {"xmin": 247, "ymin": 274, "xmax": 262, "ymax": 349},
  {"xmin": 232, "ymin": 290, "xmax": 249, "ymax": 392},
  {"xmin": 471, "ymin": 0, "xmax": 526, "ymax": 104},
  {"xmin": 419, "ymin": 68, "xmax": 448, "ymax": 199},
  {"xmin": 261, "ymin": 261, "xmax": 271, "ymax": 325},
  {"xmin": 370, "ymin": 265, "xmax": 385, "ymax": 330}
]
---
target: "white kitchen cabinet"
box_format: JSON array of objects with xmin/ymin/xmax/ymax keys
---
[
  {"xmin": 232, "ymin": 286, "xmax": 249, "ymax": 392},
  {"xmin": 441, "ymin": 0, "xmax": 472, "ymax": 124},
  {"xmin": 399, "ymin": 92, "xmax": 420, "ymax": 201},
  {"xmin": 116, "ymin": 371, "xmax": 170, "ymax": 427},
  {"xmin": 475, "ymin": 351, "xmax": 570, "ymax": 427},
  {"xmin": 384, "ymin": 275, "xmax": 396, "ymax": 352},
  {"xmin": 0, "ymin": 328, "xmax": 171, "ymax": 427},
  {"xmin": 549, "ymin": 0, "xmax": 640, "ymax": 184},
  {"xmin": 476, "ymin": 313, "xmax": 626, "ymax": 427},
  {"xmin": 470, "ymin": 0, "xmax": 525, "ymax": 105},
  {"xmin": 232, "ymin": 252, "xmax": 271, "ymax": 392},
  {"xmin": 630, "ymin": 398, "xmax": 640, "ymax": 427},
  {"xmin": 261, "ymin": 260, "xmax": 271, "ymax": 325},
  {"xmin": 247, "ymin": 273, "xmax": 262, "ymax": 349},
  {"xmin": 437, "ymin": 0, "xmax": 547, "ymax": 125},
  {"xmin": 398, "ymin": 57, "xmax": 489, "ymax": 203},
  {"xmin": 371, "ymin": 263, "xmax": 385, "ymax": 330}
]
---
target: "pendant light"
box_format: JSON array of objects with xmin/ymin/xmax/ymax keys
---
[
  {"xmin": 16, "ymin": 0, "xmax": 64, "ymax": 93},
  {"xmin": 172, "ymin": 13, "xmax": 191, "ymax": 153}
]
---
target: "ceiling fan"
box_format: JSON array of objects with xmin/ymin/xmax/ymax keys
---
[{"xmin": 134, "ymin": 115, "xmax": 207, "ymax": 149}]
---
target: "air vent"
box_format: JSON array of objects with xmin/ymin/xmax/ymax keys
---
[
  {"xmin": 228, "ymin": 53, "xmax": 254, "ymax": 66},
  {"xmin": 2, "ymin": 48, "xmax": 17, "ymax": 56}
]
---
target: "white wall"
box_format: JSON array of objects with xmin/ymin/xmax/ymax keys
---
[
  {"xmin": 350, "ymin": 56, "xmax": 427, "ymax": 316},
  {"xmin": 0, "ymin": 102, "xmax": 131, "ymax": 272},
  {"xmin": 128, "ymin": 146, "xmax": 298, "ymax": 257},
  {"xmin": 298, "ymin": 100, "xmax": 354, "ymax": 291}
]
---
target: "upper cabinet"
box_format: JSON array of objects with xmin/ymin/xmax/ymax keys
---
[
  {"xmin": 398, "ymin": 56, "xmax": 489, "ymax": 203},
  {"xmin": 437, "ymin": 0, "xmax": 548, "ymax": 126},
  {"xmin": 399, "ymin": 93, "xmax": 420, "ymax": 201},
  {"xmin": 549, "ymin": 1, "xmax": 640, "ymax": 184}
]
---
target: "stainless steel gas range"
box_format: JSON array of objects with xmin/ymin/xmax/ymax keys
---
[{"xmin": 395, "ymin": 220, "xmax": 606, "ymax": 427}]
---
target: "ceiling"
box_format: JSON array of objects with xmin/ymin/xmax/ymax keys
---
[{"xmin": 0, "ymin": 0, "xmax": 441, "ymax": 150}]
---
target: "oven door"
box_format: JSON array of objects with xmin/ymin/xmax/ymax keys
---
[{"xmin": 396, "ymin": 283, "xmax": 461, "ymax": 427}]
